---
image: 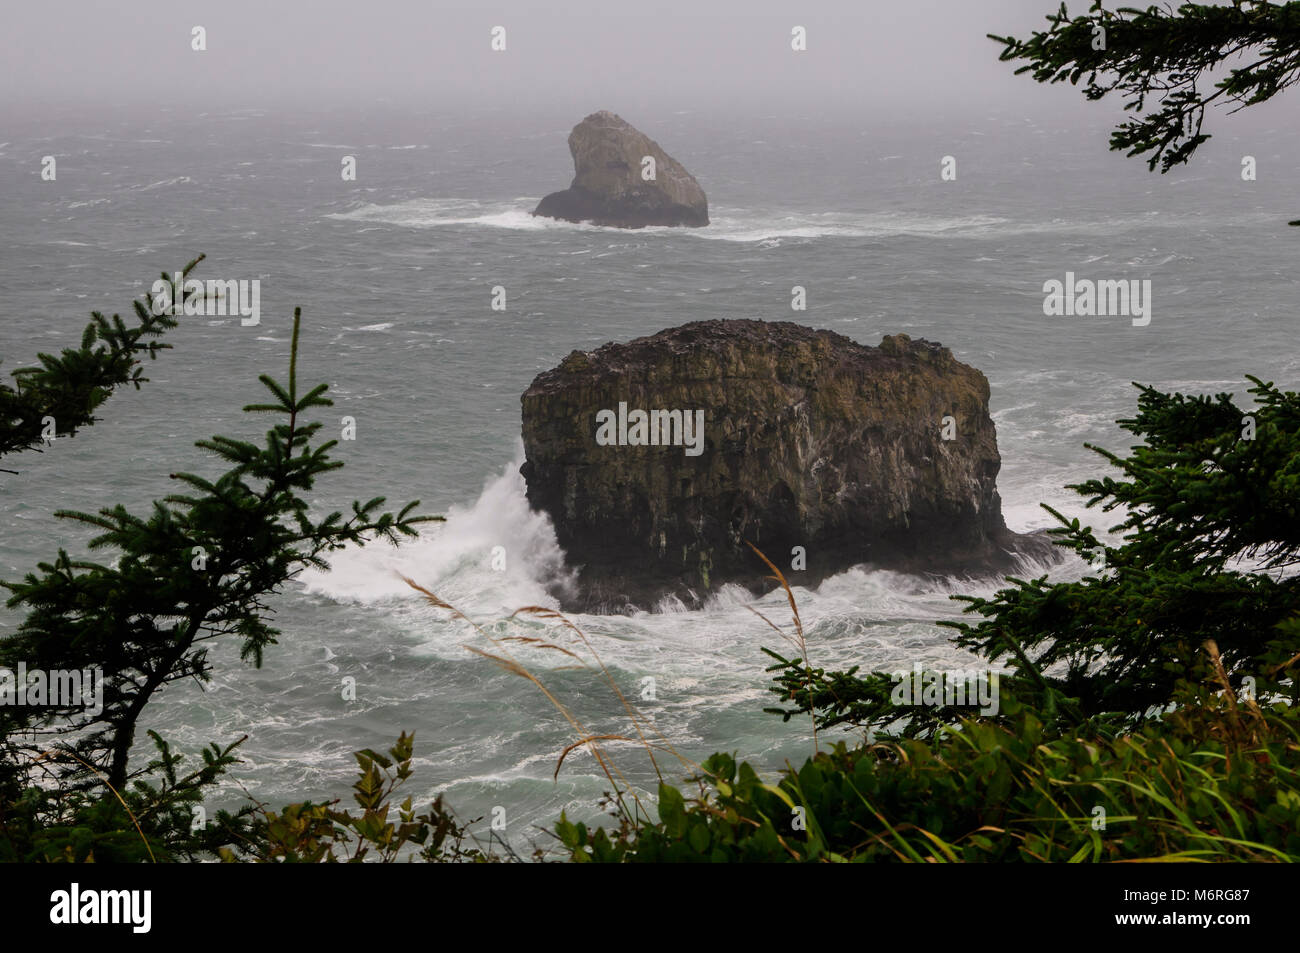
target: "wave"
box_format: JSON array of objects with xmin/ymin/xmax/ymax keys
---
[
  {"xmin": 326, "ymin": 198, "xmax": 1011, "ymax": 241},
  {"xmin": 299, "ymin": 448, "xmax": 574, "ymax": 618},
  {"xmin": 129, "ymin": 176, "xmax": 194, "ymax": 192},
  {"xmin": 302, "ymin": 446, "xmax": 1086, "ymax": 640},
  {"xmin": 325, "ymin": 197, "xmax": 1271, "ymax": 244},
  {"xmin": 327, "ymin": 199, "xmax": 564, "ymax": 232},
  {"xmin": 691, "ymin": 209, "xmax": 1012, "ymax": 243}
]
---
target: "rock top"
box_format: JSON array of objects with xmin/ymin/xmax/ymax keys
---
[
  {"xmin": 520, "ymin": 320, "xmax": 1056, "ymax": 613},
  {"xmin": 532, "ymin": 111, "xmax": 709, "ymax": 228}
]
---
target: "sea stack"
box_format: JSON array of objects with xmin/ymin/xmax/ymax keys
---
[
  {"xmin": 520, "ymin": 320, "xmax": 1054, "ymax": 613},
  {"xmin": 532, "ymin": 111, "xmax": 709, "ymax": 228}
]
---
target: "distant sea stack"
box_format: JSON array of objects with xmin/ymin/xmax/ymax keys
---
[
  {"xmin": 520, "ymin": 320, "xmax": 1055, "ymax": 613},
  {"xmin": 532, "ymin": 111, "xmax": 709, "ymax": 228}
]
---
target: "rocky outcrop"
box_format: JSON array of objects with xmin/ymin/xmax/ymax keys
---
[
  {"xmin": 532, "ymin": 111, "xmax": 709, "ymax": 228},
  {"xmin": 521, "ymin": 320, "xmax": 1055, "ymax": 613}
]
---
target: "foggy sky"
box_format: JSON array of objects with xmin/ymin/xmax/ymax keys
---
[
  {"xmin": 4, "ymin": 0, "xmax": 1296, "ymax": 132},
  {"xmin": 0, "ymin": 2, "xmax": 1186, "ymax": 115}
]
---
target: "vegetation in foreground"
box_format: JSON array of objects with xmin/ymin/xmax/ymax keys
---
[
  {"xmin": 0, "ymin": 266, "xmax": 1296, "ymax": 862},
  {"xmin": 4, "ymin": 2, "xmax": 1300, "ymax": 862}
]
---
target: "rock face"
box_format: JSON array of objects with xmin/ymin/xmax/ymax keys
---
[
  {"xmin": 520, "ymin": 320, "xmax": 1055, "ymax": 613},
  {"xmin": 532, "ymin": 111, "xmax": 709, "ymax": 228}
]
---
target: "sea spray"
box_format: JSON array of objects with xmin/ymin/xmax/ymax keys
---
[{"xmin": 298, "ymin": 449, "xmax": 574, "ymax": 615}]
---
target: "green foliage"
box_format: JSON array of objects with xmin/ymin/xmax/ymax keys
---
[
  {"xmin": 0, "ymin": 256, "xmax": 202, "ymax": 463},
  {"xmin": 1, "ymin": 306, "xmax": 436, "ymax": 790},
  {"xmin": 8, "ymin": 263, "xmax": 1297, "ymax": 865},
  {"xmin": 991, "ymin": 2, "xmax": 1300, "ymax": 173},
  {"xmin": 947, "ymin": 376, "xmax": 1300, "ymax": 725},
  {"xmin": 558, "ymin": 675, "xmax": 1300, "ymax": 862},
  {"xmin": 765, "ymin": 376, "xmax": 1300, "ymax": 739},
  {"xmin": 580, "ymin": 374, "xmax": 1300, "ymax": 862},
  {"xmin": 231, "ymin": 732, "xmax": 491, "ymax": 863},
  {"xmin": 0, "ymin": 284, "xmax": 439, "ymax": 860},
  {"xmin": 0, "ymin": 730, "xmax": 257, "ymax": 863}
]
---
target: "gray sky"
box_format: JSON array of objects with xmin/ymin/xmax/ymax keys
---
[
  {"xmin": 0, "ymin": 0, "xmax": 1136, "ymax": 116},
  {"xmin": 4, "ymin": 0, "xmax": 1296, "ymax": 130}
]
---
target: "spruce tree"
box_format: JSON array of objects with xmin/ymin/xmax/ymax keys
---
[
  {"xmin": 990, "ymin": 1, "xmax": 1300, "ymax": 182},
  {"xmin": 1, "ymin": 293, "xmax": 438, "ymax": 860},
  {"xmin": 766, "ymin": 376, "xmax": 1300, "ymax": 736},
  {"xmin": 0, "ymin": 255, "xmax": 202, "ymax": 465}
]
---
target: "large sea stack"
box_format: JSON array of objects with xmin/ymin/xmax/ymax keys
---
[
  {"xmin": 520, "ymin": 320, "xmax": 1054, "ymax": 613},
  {"xmin": 532, "ymin": 111, "xmax": 709, "ymax": 228}
]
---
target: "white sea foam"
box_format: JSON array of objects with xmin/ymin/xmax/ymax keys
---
[
  {"xmin": 326, "ymin": 197, "xmax": 1271, "ymax": 243},
  {"xmin": 299, "ymin": 449, "xmax": 574, "ymax": 617},
  {"xmin": 130, "ymin": 176, "xmax": 193, "ymax": 191},
  {"xmin": 302, "ymin": 444, "xmax": 1075, "ymax": 642},
  {"xmin": 327, "ymin": 199, "xmax": 564, "ymax": 232},
  {"xmin": 326, "ymin": 198, "xmax": 1012, "ymax": 241}
]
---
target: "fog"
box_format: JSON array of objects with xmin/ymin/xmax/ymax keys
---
[{"xmin": 0, "ymin": 0, "xmax": 1196, "ymax": 120}]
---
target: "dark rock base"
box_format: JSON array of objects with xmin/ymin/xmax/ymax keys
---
[
  {"xmin": 534, "ymin": 187, "xmax": 709, "ymax": 229},
  {"xmin": 547, "ymin": 525, "xmax": 1061, "ymax": 615}
]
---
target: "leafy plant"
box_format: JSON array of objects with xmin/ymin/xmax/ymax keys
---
[
  {"xmin": 231, "ymin": 732, "xmax": 491, "ymax": 863},
  {"xmin": 559, "ymin": 645, "xmax": 1300, "ymax": 863}
]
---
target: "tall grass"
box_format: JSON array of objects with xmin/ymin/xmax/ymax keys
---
[
  {"xmin": 401, "ymin": 576, "xmax": 700, "ymax": 828},
  {"xmin": 402, "ymin": 554, "xmax": 1300, "ymax": 862}
]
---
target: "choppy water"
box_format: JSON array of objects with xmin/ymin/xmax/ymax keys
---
[{"xmin": 2, "ymin": 104, "xmax": 1297, "ymax": 849}]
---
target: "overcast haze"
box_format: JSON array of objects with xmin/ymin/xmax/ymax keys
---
[{"xmin": 2, "ymin": 0, "xmax": 1291, "ymax": 128}]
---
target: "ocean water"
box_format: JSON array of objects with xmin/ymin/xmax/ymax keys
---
[{"xmin": 1, "ymin": 104, "xmax": 1297, "ymax": 849}]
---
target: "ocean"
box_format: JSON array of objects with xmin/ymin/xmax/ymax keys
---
[{"xmin": 2, "ymin": 102, "xmax": 1296, "ymax": 849}]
